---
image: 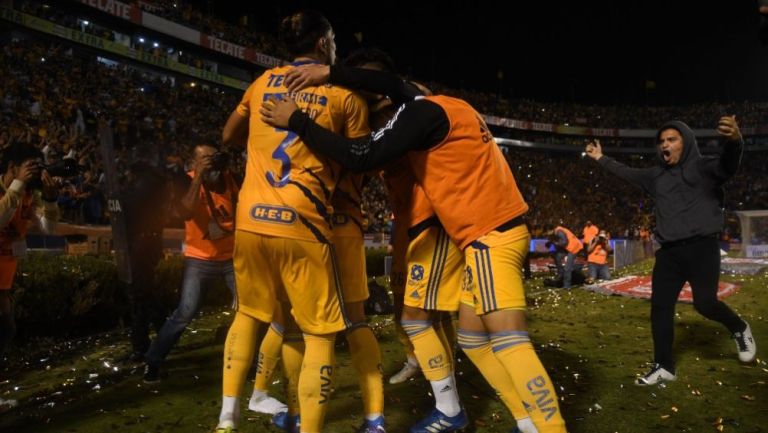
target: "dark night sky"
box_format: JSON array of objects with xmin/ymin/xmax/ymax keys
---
[{"xmin": 201, "ymin": 1, "xmax": 768, "ymax": 105}]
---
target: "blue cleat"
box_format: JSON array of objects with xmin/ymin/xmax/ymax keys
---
[
  {"xmin": 409, "ymin": 407, "xmax": 468, "ymax": 433},
  {"xmin": 271, "ymin": 411, "xmax": 300, "ymax": 433},
  {"xmin": 357, "ymin": 415, "xmax": 386, "ymax": 433}
]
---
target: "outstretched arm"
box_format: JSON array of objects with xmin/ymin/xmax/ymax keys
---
[
  {"xmin": 586, "ymin": 139, "xmax": 655, "ymax": 194},
  {"xmin": 260, "ymin": 97, "xmax": 447, "ymax": 172}
]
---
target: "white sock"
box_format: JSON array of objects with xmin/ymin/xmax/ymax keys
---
[
  {"xmin": 406, "ymin": 355, "xmax": 418, "ymax": 366},
  {"xmin": 365, "ymin": 413, "xmax": 383, "ymax": 422},
  {"xmin": 250, "ymin": 389, "xmax": 268, "ymax": 401},
  {"xmin": 431, "ymin": 375, "xmax": 461, "ymax": 417},
  {"xmin": 516, "ymin": 416, "xmax": 538, "ymax": 433},
  {"xmin": 218, "ymin": 396, "xmax": 240, "ymax": 427}
]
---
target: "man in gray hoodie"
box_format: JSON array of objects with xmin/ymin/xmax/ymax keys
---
[{"xmin": 585, "ymin": 116, "xmax": 757, "ymax": 385}]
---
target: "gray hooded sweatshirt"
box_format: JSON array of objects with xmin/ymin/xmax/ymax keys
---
[{"xmin": 596, "ymin": 120, "xmax": 743, "ymax": 244}]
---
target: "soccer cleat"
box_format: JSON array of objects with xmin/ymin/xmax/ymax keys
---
[
  {"xmin": 389, "ymin": 361, "xmax": 420, "ymax": 384},
  {"xmin": 247, "ymin": 392, "xmax": 287, "ymax": 414},
  {"xmin": 357, "ymin": 415, "xmax": 386, "ymax": 433},
  {"xmin": 143, "ymin": 364, "xmax": 160, "ymax": 384},
  {"xmin": 733, "ymin": 322, "xmax": 757, "ymax": 363},
  {"xmin": 409, "ymin": 407, "xmax": 468, "ymax": 433},
  {"xmin": 272, "ymin": 411, "xmax": 300, "ymax": 433},
  {"xmin": 635, "ymin": 363, "xmax": 676, "ymax": 386}
]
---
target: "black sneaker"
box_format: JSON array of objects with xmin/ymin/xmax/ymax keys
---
[{"xmin": 143, "ymin": 364, "xmax": 161, "ymax": 384}]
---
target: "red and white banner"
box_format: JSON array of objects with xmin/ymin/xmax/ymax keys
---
[
  {"xmin": 80, "ymin": 0, "xmax": 282, "ymax": 68},
  {"xmin": 584, "ymin": 275, "xmax": 739, "ymax": 303}
]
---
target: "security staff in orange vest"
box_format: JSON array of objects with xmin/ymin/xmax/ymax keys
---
[
  {"xmin": 586, "ymin": 230, "xmax": 612, "ymax": 282},
  {"xmin": 639, "ymin": 226, "xmax": 653, "ymax": 259},
  {"xmin": 581, "ymin": 221, "xmax": 599, "ymax": 258},
  {"xmin": 549, "ymin": 225, "xmax": 583, "ymax": 289}
]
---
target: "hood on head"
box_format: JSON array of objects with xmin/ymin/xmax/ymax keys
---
[{"xmin": 656, "ymin": 120, "xmax": 699, "ymax": 167}]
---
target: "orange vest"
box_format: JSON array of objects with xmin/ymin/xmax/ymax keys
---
[
  {"xmin": 183, "ymin": 171, "xmax": 238, "ymax": 261},
  {"xmin": 556, "ymin": 226, "xmax": 583, "ymax": 254},
  {"xmin": 588, "ymin": 241, "xmax": 609, "ymax": 265},
  {"xmin": 0, "ymin": 189, "xmax": 34, "ymax": 289},
  {"xmin": 582, "ymin": 224, "xmax": 598, "ymax": 244},
  {"xmin": 408, "ymin": 96, "xmax": 528, "ymax": 249}
]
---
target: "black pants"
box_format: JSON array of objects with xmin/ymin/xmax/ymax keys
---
[{"xmin": 651, "ymin": 236, "xmax": 745, "ymax": 371}]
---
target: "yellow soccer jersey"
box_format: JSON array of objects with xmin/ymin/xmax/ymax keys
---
[
  {"xmin": 235, "ymin": 61, "xmax": 370, "ymax": 243},
  {"xmin": 331, "ymin": 172, "xmax": 366, "ymax": 238}
]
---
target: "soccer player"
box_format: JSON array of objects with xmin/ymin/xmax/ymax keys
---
[
  {"xmin": 215, "ymin": 11, "xmax": 369, "ymax": 433},
  {"xmin": 261, "ymin": 64, "xmax": 567, "ymax": 433}
]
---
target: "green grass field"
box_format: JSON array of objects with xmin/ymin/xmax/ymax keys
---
[{"xmin": 1, "ymin": 259, "xmax": 766, "ymax": 433}]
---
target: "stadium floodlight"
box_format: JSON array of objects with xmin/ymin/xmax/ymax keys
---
[
  {"xmin": 153, "ymin": 42, "xmax": 159, "ymax": 48},
  {"xmin": 82, "ymin": 20, "xmax": 89, "ymax": 26},
  {"xmin": 138, "ymin": 37, "xmax": 145, "ymax": 43}
]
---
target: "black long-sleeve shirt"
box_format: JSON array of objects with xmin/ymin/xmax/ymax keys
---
[{"xmin": 287, "ymin": 66, "xmax": 450, "ymax": 172}]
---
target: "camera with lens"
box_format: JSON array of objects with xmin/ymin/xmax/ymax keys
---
[
  {"xmin": 210, "ymin": 151, "xmax": 229, "ymax": 171},
  {"xmin": 42, "ymin": 158, "xmax": 79, "ymax": 178}
]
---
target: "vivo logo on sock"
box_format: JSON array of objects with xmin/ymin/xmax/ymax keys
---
[
  {"xmin": 319, "ymin": 365, "xmax": 333, "ymax": 404},
  {"xmin": 526, "ymin": 375, "xmax": 558, "ymax": 421}
]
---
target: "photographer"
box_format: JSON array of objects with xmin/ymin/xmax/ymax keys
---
[
  {"xmin": 143, "ymin": 144, "xmax": 239, "ymax": 383},
  {"xmin": 0, "ymin": 143, "xmax": 59, "ymax": 360},
  {"xmin": 586, "ymin": 230, "xmax": 612, "ymax": 283},
  {"xmin": 546, "ymin": 225, "xmax": 583, "ymax": 289}
]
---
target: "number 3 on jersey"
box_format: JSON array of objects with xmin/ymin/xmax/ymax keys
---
[{"xmin": 266, "ymin": 130, "xmax": 298, "ymax": 187}]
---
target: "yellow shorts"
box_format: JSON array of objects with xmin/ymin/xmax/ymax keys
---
[
  {"xmin": 332, "ymin": 234, "xmax": 369, "ymax": 303},
  {"xmin": 403, "ymin": 226, "xmax": 464, "ymax": 311},
  {"xmin": 234, "ymin": 230, "xmax": 349, "ymax": 335},
  {"xmin": 462, "ymin": 225, "xmax": 529, "ymax": 315}
]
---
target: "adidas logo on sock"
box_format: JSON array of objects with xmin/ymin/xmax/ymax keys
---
[{"xmin": 440, "ymin": 385, "xmax": 452, "ymax": 393}]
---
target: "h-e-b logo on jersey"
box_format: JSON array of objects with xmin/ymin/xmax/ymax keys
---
[{"xmin": 250, "ymin": 204, "xmax": 297, "ymax": 225}]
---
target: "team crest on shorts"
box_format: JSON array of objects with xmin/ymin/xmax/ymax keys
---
[{"xmin": 409, "ymin": 264, "xmax": 425, "ymax": 282}]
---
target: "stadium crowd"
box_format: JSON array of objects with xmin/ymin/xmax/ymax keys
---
[{"xmin": 1, "ymin": 39, "xmax": 767, "ymax": 237}]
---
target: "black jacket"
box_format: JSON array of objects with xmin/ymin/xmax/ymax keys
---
[{"xmin": 597, "ymin": 121, "xmax": 742, "ymax": 243}]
